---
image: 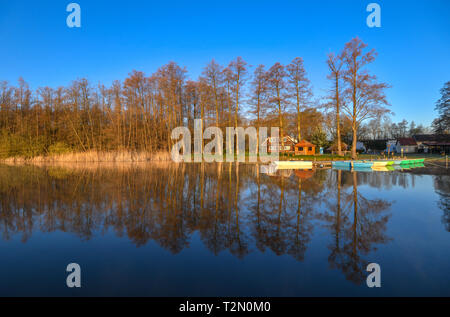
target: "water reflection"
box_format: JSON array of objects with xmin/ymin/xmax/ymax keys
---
[
  {"xmin": 434, "ymin": 174, "xmax": 450, "ymax": 232},
  {"xmin": 0, "ymin": 163, "xmax": 447, "ymax": 287},
  {"xmin": 319, "ymin": 170, "xmax": 392, "ymax": 284}
]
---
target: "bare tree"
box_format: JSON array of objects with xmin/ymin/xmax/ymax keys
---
[
  {"xmin": 341, "ymin": 38, "xmax": 390, "ymax": 159},
  {"xmin": 287, "ymin": 57, "xmax": 312, "ymax": 142},
  {"xmin": 202, "ymin": 60, "xmax": 224, "ymax": 128},
  {"xmin": 249, "ymin": 65, "xmax": 269, "ymax": 153},
  {"xmin": 267, "ymin": 62, "xmax": 288, "ymax": 149},
  {"xmin": 326, "ymin": 53, "xmax": 345, "ymax": 155},
  {"xmin": 228, "ymin": 57, "xmax": 248, "ymax": 154}
]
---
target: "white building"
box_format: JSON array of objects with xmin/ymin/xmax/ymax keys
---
[{"xmin": 395, "ymin": 138, "xmax": 417, "ymax": 154}]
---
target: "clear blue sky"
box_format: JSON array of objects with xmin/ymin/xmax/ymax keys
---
[{"xmin": 0, "ymin": 0, "xmax": 449, "ymax": 126}]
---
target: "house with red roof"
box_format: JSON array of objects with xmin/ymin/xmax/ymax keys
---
[{"xmin": 395, "ymin": 137, "xmax": 417, "ymax": 154}]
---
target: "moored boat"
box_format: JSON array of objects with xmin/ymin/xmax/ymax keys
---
[
  {"xmin": 372, "ymin": 166, "xmax": 390, "ymax": 172},
  {"xmin": 372, "ymin": 160, "xmax": 392, "ymax": 167},
  {"xmin": 353, "ymin": 166, "xmax": 374, "ymax": 172},
  {"xmin": 353, "ymin": 161, "xmax": 374, "ymax": 168},
  {"xmin": 273, "ymin": 160, "xmax": 313, "ymax": 169},
  {"xmin": 332, "ymin": 161, "xmax": 352, "ymax": 169}
]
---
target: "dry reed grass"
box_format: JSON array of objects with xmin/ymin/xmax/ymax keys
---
[{"xmin": 0, "ymin": 150, "xmax": 172, "ymax": 164}]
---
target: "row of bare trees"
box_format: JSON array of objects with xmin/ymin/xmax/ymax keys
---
[{"xmin": 0, "ymin": 37, "xmax": 389, "ymax": 159}]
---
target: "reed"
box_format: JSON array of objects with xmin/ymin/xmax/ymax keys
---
[{"xmin": 0, "ymin": 150, "xmax": 172, "ymax": 164}]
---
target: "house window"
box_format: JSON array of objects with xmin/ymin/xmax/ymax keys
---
[
  {"xmin": 308, "ymin": 147, "xmax": 312, "ymax": 151},
  {"xmin": 297, "ymin": 147, "xmax": 303, "ymax": 151}
]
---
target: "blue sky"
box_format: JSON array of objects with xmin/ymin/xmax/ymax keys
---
[{"xmin": 0, "ymin": 0, "xmax": 449, "ymax": 126}]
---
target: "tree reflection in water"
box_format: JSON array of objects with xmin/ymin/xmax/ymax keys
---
[
  {"xmin": 433, "ymin": 174, "xmax": 450, "ymax": 232},
  {"xmin": 0, "ymin": 163, "xmax": 393, "ymax": 276},
  {"xmin": 319, "ymin": 170, "xmax": 392, "ymax": 284}
]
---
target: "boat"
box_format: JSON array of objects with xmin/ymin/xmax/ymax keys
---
[
  {"xmin": 332, "ymin": 160, "xmax": 373, "ymax": 169},
  {"xmin": 273, "ymin": 160, "xmax": 313, "ymax": 169},
  {"xmin": 352, "ymin": 166, "xmax": 374, "ymax": 172},
  {"xmin": 394, "ymin": 158, "xmax": 425, "ymax": 165},
  {"xmin": 332, "ymin": 161, "xmax": 352, "ymax": 169},
  {"xmin": 372, "ymin": 166, "xmax": 390, "ymax": 172},
  {"xmin": 372, "ymin": 160, "xmax": 393, "ymax": 167},
  {"xmin": 353, "ymin": 161, "xmax": 374, "ymax": 168}
]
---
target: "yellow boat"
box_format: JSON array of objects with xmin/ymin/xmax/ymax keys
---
[
  {"xmin": 273, "ymin": 161, "xmax": 313, "ymax": 169},
  {"xmin": 371, "ymin": 160, "xmax": 394, "ymax": 167},
  {"xmin": 372, "ymin": 166, "xmax": 390, "ymax": 172}
]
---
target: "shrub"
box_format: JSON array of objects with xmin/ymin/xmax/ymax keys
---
[{"xmin": 48, "ymin": 142, "xmax": 72, "ymax": 155}]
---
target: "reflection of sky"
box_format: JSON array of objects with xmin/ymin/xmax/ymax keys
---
[{"xmin": 356, "ymin": 172, "xmax": 449, "ymax": 296}]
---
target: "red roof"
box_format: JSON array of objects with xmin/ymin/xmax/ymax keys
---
[
  {"xmin": 397, "ymin": 138, "xmax": 417, "ymax": 146},
  {"xmin": 295, "ymin": 140, "xmax": 315, "ymax": 147}
]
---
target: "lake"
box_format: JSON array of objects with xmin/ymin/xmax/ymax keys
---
[{"xmin": 0, "ymin": 162, "xmax": 448, "ymax": 296}]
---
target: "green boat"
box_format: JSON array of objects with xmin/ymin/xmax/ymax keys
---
[{"xmin": 392, "ymin": 158, "xmax": 425, "ymax": 165}]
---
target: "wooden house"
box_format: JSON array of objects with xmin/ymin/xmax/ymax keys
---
[{"xmin": 294, "ymin": 140, "xmax": 316, "ymax": 155}]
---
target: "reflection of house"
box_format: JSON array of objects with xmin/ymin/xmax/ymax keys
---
[
  {"xmin": 294, "ymin": 140, "xmax": 316, "ymax": 155},
  {"xmin": 413, "ymin": 134, "xmax": 450, "ymax": 154},
  {"xmin": 395, "ymin": 138, "xmax": 417, "ymax": 153},
  {"xmin": 262, "ymin": 135, "xmax": 296, "ymax": 153},
  {"xmin": 294, "ymin": 169, "xmax": 315, "ymax": 180}
]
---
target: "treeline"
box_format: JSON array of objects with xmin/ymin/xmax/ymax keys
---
[
  {"xmin": 0, "ymin": 37, "xmax": 392, "ymax": 159},
  {"xmin": 432, "ymin": 81, "xmax": 450, "ymax": 134},
  {"xmin": 359, "ymin": 118, "xmax": 431, "ymax": 140}
]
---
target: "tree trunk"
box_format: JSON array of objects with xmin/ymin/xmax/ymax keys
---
[
  {"xmin": 351, "ymin": 123, "xmax": 357, "ymax": 160},
  {"xmin": 335, "ymin": 75, "xmax": 342, "ymax": 156}
]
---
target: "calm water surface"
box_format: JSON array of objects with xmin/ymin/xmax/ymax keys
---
[{"xmin": 0, "ymin": 163, "xmax": 448, "ymax": 296}]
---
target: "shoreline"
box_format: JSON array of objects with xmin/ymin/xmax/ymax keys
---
[{"xmin": 0, "ymin": 150, "xmax": 445, "ymax": 166}]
